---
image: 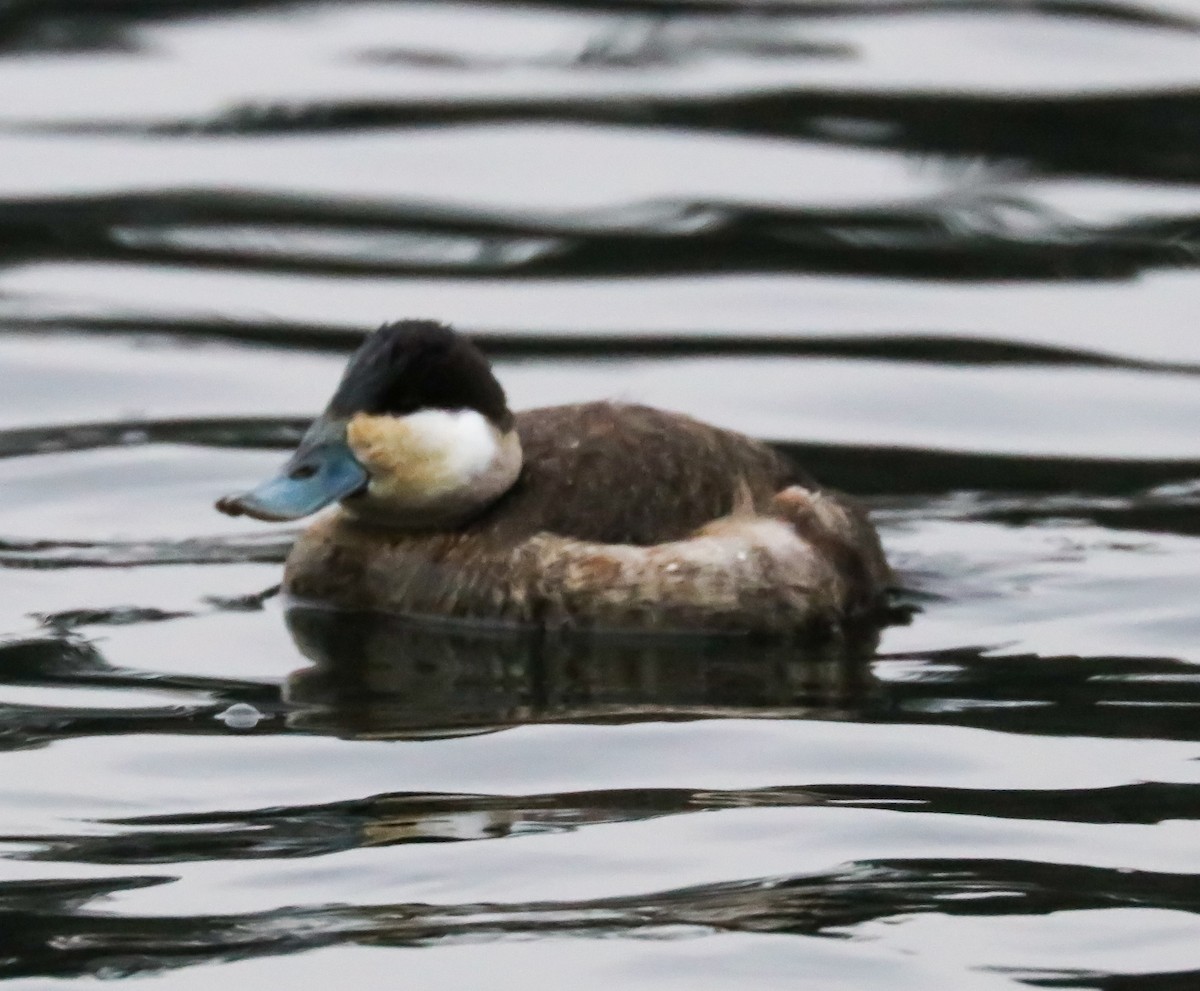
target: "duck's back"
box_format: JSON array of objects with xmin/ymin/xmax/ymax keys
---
[{"xmin": 474, "ymin": 402, "xmax": 809, "ymax": 545}]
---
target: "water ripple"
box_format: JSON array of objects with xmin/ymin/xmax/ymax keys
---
[{"xmin": 3, "ymin": 1, "xmax": 1200, "ymax": 987}]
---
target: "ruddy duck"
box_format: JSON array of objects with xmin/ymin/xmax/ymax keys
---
[{"xmin": 217, "ymin": 320, "xmax": 889, "ymax": 636}]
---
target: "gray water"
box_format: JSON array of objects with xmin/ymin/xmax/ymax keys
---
[{"xmin": 3, "ymin": 2, "xmax": 1200, "ymax": 988}]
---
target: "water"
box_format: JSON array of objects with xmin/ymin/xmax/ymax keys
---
[{"xmin": 2, "ymin": 1, "xmax": 1200, "ymax": 987}]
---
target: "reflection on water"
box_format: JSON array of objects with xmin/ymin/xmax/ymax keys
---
[
  {"xmin": 6, "ymin": 600, "xmax": 1200, "ymax": 751},
  {"xmin": 283, "ymin": 606, "xmax": 883, "ymax": 738},
  {"xmin": 8, "ymin": 187, "xmax": 1200, "ymax": 283},
  {"xmin": 7, "ymin": 859, "xmax": 1200, "ymax": 984},
  {"xmin": 3, "ymin": 615, "xmax": 1200, "ymax": 982},
  {"xmin": 3, "ymin": 0, "xmax": 1200, "ymax": 988}
]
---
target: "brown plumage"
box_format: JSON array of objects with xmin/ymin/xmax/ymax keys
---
[
  {"xmin": 284, "ymin": 401, "xmax": 889, "ymax": 636},
  {"xmin": 469, "ymin": 402, "xmax": 809, "ymax": 545}
]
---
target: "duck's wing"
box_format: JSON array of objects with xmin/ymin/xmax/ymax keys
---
[{"xmin": 472, "ymin": 402, "xmax": 807, "ymax": 546}]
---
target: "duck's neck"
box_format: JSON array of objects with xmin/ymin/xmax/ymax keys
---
[{"xmin": 340, "ymin": 408, "xmax": 522, "ymax": 530}]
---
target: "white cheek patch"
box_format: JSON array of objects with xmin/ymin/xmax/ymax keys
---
[
  {"xmin": 402, "ymin": 408, "xmax": 500, "ymax": 489},
  {"xmin": 347, "ymin": 407, "xmax": 521, "ymax": 525}
]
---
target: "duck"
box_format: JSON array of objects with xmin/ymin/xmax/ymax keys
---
[{"xmin": 216, "ymin": 320, "xmax": 890, "ymax": 637}]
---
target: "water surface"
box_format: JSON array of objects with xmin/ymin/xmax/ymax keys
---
[{"xmin": 2, "ymin": 2, "xmax": 1200, "ymax": 988}]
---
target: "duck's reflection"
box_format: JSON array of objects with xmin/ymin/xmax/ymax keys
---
[{"xmin": 283, "ymin": 605, "xmax": 881, "ymax": 740}]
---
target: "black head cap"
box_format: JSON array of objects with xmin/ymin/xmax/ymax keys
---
[{"xmin": 327, "ymin": 320, "xmax": 512, "ymax": 429}]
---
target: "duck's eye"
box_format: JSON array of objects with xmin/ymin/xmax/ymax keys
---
[{"xmin": 289, "ymin": 464, "xmax": 319, "ymax": 481}]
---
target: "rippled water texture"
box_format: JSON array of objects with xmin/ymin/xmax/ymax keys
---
[{"xmin": 3, "ymin": 2, "xmax": 1200, "ymax": 988}]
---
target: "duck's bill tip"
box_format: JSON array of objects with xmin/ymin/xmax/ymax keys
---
[
  {"xmin": 214, "ymin": 494, "xmax": 246, "ymax": 518},
  {"xmin": 214, "ymin": 491, "xmax": 300, "ymax": 522}
]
